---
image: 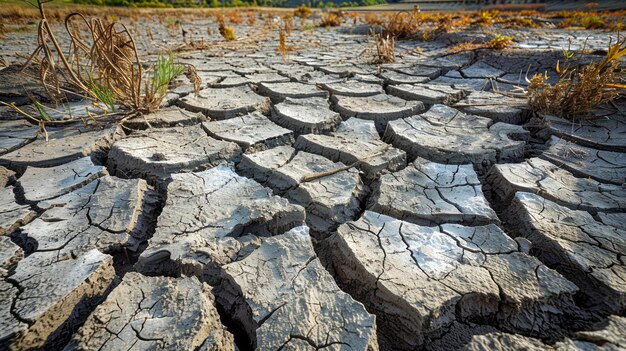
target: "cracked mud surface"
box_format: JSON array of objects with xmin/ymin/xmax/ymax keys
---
[
  {"xmin": 505, "ymin": 192, "xmax": 626, "ymax": 314},
  {"xmin": 108, "ymin": 124, "xmax": 241, "ymax": 183},
  {"xmin": 294, "ymin": 133, "xmax": 407, "ymax": 179},
  {"xmin": 488, "ymin": 157, "xmax": 626, "ymax": 213},
  {"xmin": 271, "ymin": 97, "xmax": 342, "ymax": 135},
  {"xmin": 66, "ymin": 272, "xmax": 234, "ymax": 350},
  {"xmin": 238, "ymin": 146, "xmax": 365, "ymax": 234},
  {"xmin": 384, "ymin": 104, "xmax": 528, "ymax": 169},
  {"xmin": 327, "ymin": 211, "xmax": 579, "ymax": 350},
  {"xmin": 202, "ymin": 112, "xmax": 294, "ymax": 152},
  {"xmin": 369, "ymin": 158, "xmax": 498, "ymax": 225},
  {"xmin": 217, "ymin": 226, "xmax": 377, "ymax": 350},
  {"xmin": 1, "ymin": 17, "xmax": 625, "ymax": 351},
  {"xmin": 135, "ymin": 164, "xmax": 306, "ymax": 283},
  {"xmin": 178, "ymin": 86, "xmax": 271, "ymax": 120}
]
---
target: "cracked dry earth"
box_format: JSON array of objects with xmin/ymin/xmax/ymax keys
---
[{"xmin": 1, "ymin": 18, "xmax": 626, "ymax": 351}]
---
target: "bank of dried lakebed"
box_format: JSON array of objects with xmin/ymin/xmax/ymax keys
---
[{"xmin": 0, "ymin": 17, "xmax": 625, "ymax": 351}]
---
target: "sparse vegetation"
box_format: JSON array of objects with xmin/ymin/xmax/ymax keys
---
[
  {"xmin": 369, "ymin": 29, "xmax": 395, "ymax": 64},
  {"xmin": 527, "ymin": 39, "xmax": 626, "ymax": 119},
  {"xmin": 487, "ymin": 34, "xmax": 513, "ymax": 49},
  {"xmin": 474, "ymin": 10, "xmax": 499, "ymax": 27},
  {"xmin": 319, "ymin": 11, "xmax": 343, "ymax": 27},
  {"xmin": 363, "ymin": 13, "xmax": 384, "ymax": 26},
  {"xmin": 283, "ymin": 14, "xmax": 293, "ymax": 35},
  {"xmin": 2, "ymin": 0, "xmax": 200, "ymax": 134},
  {"xmin": 581, "ymin": 15, "xmax": 606, "ymax": 29},
  {"xmin": 278, "ymin": 27, "xmax": 288, "ymax": 61},
  {"xmin": 293, "ymin": 4, "xmax": 312, "ymax": 19},
  {"xmin": 501, "ymin": 16, "xmax": 537, "ymax": 29},
  {"xmin": 447, "ymin": 34, "xmax": 512, "ymax": 53},
  {"xmin": 228, "ymin": 11, "xmax": 243, "ymax": 24},
  {"xmin": 219, "ymin": 24, "xmax": 236, "ymax": 40},
  {"xmin": 217, "ymin": 14, "xmax": 237, "ymax": 40},
  {"xmin": 247, "ymin": 12, "xmax": 257, "ymax": 25},
  {"xmin": 381, "ymin": 7, "xmax": 422, "ymax": 38}
]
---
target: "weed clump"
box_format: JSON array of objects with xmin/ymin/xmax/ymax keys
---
[
  {"xmin": 369, "ymin": 29, "xmax": 395, "ymax": 63},
  {"xmin": 247, "ymin": 12, "xmax": 257, "ymax": 26},
  {"xmin": 487, "ymin": 34, "xmax": 513, "ymax": 49},
  {"xmin": 294, "ymin": 4, "xmax": 312, "ymax": 19},
  {"xmin": 283, "ymin": 15, "xmax": 293, "ymax": 35},
  {"xmin": 219, "ymin": 25, "xmax": 236, "ymax": 40},
  {"xmin": 382, "ymin": 7, "xmax": 422, "ymax": 38},
  {"xmin": 581, "ymin": 15, "xmax": 607, "ymax": 29},
  {"xmin": 3, "ymin": 0, "xmax": 200, "ymax": 133},
  {"xmin": 217, "ymin": 14, "xmax": 236, "ymax": 41},
  {"xmin": 363, "ymin": 13, "xmax": 384, "ymax": 26},
  {"xmin": 474, "ymin": 10, "xmax": 499, "ymax": 27},
  {"xmin": 527, "ymin": 39, "xmax": 626, "ymax": 118},
  {"xmin": 448, "ymin": 34, "xmax": 513, "ymax": 53},
  {"xmin": 319, "ymin": 12, "xmax": 343, "ymax": 27},
  {"xmin": 278, "ymin": 28, "xmax": 288, "ymax": 61}
]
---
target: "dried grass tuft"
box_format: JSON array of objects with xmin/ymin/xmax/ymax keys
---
[
  {"xmin": 487, "ymin": 34, "xmax": 513, "ymax": 49},
  {"xmin": 447, "ymin": 34, "xmax": 513, "ymax": 53},
  {"xmin": 382, "ymin": 7, "xmax": 422, "ymax": 38},
  {"xmin": 218, "ymin": 19, "xmax": 236, "ymax": 41},
  {"xmin": 2, "ymin": 0, "xmax": 200, "ymax": 134},
  {"xmin": 283, "ymin": 15, "xmax": 293, "ymax": 35},
  {"xmin": 370, "ymin": 29, "xmax": 395, "ymax": 64},
  {"xmin": 527, "ymin": 39, "xmax": 626, "ymax": 119},
  {"xmin": 278, "ymin": 28, "xmax": 288, "ymax": 62},
  {"xmin": 247, "ymin": 12, "xmax": 257, "ymax": 26},
  {"xmin": 319, "ymin": 12, "xmax": 343, "ymax": 27},
  {"xmin": 294, "ymin": 4, "xmax": 312, "ymax": 19}
]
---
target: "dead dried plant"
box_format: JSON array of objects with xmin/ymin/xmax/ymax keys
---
[
  {"xmin": 219, "ymin": 23, "xmax": 236, "ymax": 41},
  {"xmin": 527, "ymin": 38, "xmax": 626, "ymax": 118},
  {"xmin": 294, "ymin": 4, "xmax": 312, "ymax": 19},
  {"xmin": 501, "ymin": 16, "xmax": 538, "ymax": 29},
  {"xmin": 278, "ymin": 27, "xmax": 288, "ymax": 62},
  {"xmin": 487, "ymin": 34, "xmax": 513, "ymax": 49},
  {"xmin": 473, "ymin": 10, "xmax": 500, "ymax": 27},
  {"xmin": 369, "ymin": 29, "xmax": 395, "ymax": 64},
  {"xmin": 448, "ymin": 34, "xmax": 513, "ymax": 53},
  {"xmin": 2, "ymin": 0, "xmax": 200, "ymax": 135},
  {"xmin": 363, "ymin": 13, "xmax": 384, "ymax": 26},
  {"xmin": 263, "ymin": 13, "xmax": 278, "ymax": 31},
  {"xmin": 382, "ymin": 6, "xmax": 423, "ymax": 38},
  {"xmin": 228, "ymin": 11, "xmax": 243, "ymax": 25},
  {"xmin": 247, "ymin": 12, "xmax": 257, "ymax": 26},
  {"xmin": 283, "ymin": 15, "xmax": 293, "ymax": 36},
  {"xmin": 216, "ymin": 13, "xmax": 236, "ymax": 41},
  {"xmin": 319, "ymin": 12, "xmax": 343, "ymax": 28}
]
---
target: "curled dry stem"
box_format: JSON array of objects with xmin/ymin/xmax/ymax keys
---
[{"xmin": 8, "ymin": 0, "xmax": 200, "ymax": 135}]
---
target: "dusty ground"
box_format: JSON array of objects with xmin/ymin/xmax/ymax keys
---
[{"xmin": 0, "ymin": 9, "xmax": 625, "ymax": 351}]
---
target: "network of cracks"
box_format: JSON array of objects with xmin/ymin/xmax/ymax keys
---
[{"xmin": 0, "ymin": 25, "xmax": 625, "ymax": 351}]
